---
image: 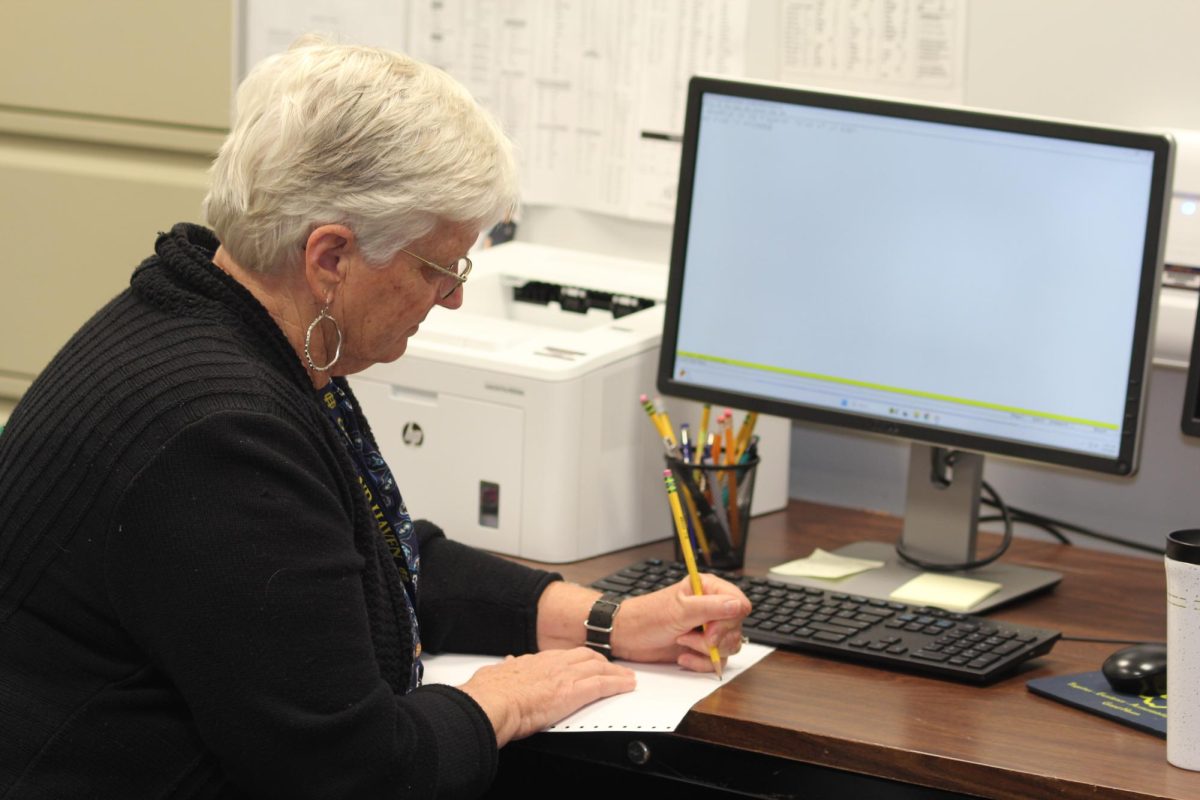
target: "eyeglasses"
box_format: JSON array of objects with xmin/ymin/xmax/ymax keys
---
[{"xmin": 399, "ymin": 248, "xmax": 472, "ymax": 300}]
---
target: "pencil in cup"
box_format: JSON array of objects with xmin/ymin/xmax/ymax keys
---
[{"xmin": 664, "ymin": 453, "xmax": 760, "ymax": 571}]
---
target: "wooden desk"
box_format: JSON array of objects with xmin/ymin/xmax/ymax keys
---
[{"xmin": 518, "ymin": 500, "xmax": 1194, "ymax": 800}]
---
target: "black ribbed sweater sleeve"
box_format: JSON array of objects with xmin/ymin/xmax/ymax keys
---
[
  {"xmin": 414, "ymin": 521, "xmax": 560, "ymax": 656},
  {"xmin": 106, "ymin": 409, "xmax": 496, "ymax": 799}
]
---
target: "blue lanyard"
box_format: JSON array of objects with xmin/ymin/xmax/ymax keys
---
[{"xmin": 319, "ymin": 382, "xmax": 423, "ymax": 690}]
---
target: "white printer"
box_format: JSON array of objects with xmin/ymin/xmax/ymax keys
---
[{"xmin": 349, "ymin": 241, "xmax": 790, "ymax": 562}]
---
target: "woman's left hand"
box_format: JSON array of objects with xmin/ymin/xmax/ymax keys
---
[{"xmin": 610, "ymin": 573, "xmax": 752, "ymax": 673}]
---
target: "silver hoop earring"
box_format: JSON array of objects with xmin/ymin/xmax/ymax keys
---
[{"xmin": 304, "ymin": 305, "xmax": 343, "ymax": 373}]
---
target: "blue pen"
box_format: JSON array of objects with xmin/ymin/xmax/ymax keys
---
[{"xmin": 679, "ymin": 423, "xmax": 693, "ymax": 463}]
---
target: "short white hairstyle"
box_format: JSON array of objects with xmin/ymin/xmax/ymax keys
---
[{"xmin": 204, "ymin": 36, "xmax": 519, "ymax": 274}]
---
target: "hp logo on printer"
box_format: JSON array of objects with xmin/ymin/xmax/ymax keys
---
[{"xmin": 402, "ymin": 422, "xmax": 424, "ymax": 447}]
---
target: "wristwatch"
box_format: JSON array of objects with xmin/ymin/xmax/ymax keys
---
[{"xmin": 584, "ymin": 595, "xmax": 622, "ymax": 659}]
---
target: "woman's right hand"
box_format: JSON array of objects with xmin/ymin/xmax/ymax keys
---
[{"xmin": 458, "ymin": 647, "xmax": 636, "ymax": 746}]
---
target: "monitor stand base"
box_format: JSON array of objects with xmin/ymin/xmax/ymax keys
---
[{"xmin": 766, "ymin": 541, "xmax": 1062, "ymax": 614}]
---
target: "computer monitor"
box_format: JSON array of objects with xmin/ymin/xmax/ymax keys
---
[
  {"xmin": 659, "ymin": 77, "xmax": 1173, "ymax": 609},
  {"xmin": 1183, "ymin": 297, "xmax": 1200, "ymax": 436}
]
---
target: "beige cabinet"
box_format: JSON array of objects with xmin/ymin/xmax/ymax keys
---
[{"xmin": 0, "ymin": 3, "xmax": 232, "ymax": 400}]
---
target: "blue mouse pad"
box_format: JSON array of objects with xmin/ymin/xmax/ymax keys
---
[{"xmin": 1027, "ymin": 671, "xmax": 1166, "ymax": 738}]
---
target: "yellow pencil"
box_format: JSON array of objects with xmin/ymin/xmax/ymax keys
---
[
  {"xmin": 680, "ymin": 482, "xmax": 712, "ymax": 563},
  {"xmin": 696, "ymin": 404, "xmax": 712, "ymax": 465},
  {"xmin": 653, "ymin": 396, "xmax": 675, "ymax": 443},
  {"xmin": 639, "ymin": 393, "xmax": 676, "ymax": 451},
  {"xmin": 723, "ymin": 414, "xmax": 742, "ymax": 549},
  {"xmin": 735, "ymin": 411, "xmax": 758, "ymax": 460},
  {"xmin": 664, "ymin": 470, "xmax": 723, "ymax": 680}
]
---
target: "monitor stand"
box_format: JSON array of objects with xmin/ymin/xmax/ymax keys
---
[{"xmin": 773, "ymin": 444, "xmax": 1062, "ymax": 614}]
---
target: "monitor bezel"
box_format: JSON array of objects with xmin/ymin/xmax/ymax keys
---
[
  {"xmin": 1183, "ymin": 296, "xmax": 1200, "ymax": 437},
  {"xmin": 658, "ymin": 76, "xmax": 1173, "ymax": 477}
]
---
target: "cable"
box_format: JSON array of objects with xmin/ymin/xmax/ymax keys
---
[
  {"xmin": 1060, "ymin": 635, "xmax": 1164, "ymax": 646},
  {"xmin": 985, "ymin": 498, "xmax": 1165, "ymax": 556},
  {"xmin": 979, "ymin": 512, "xmax": 1072, "ymax": 545},
  {"xmin": 896, "ymin": 449, "xmax": 1165, "ymax": 568}
]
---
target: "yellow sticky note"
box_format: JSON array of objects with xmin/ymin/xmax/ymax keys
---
[
  {"xmin": 769, "ymin": 548, "xmax": 885, "ymax": 580},
  {"xmin": 889, "ymin": 573, "xmax": 1002, "ymax": 612}
]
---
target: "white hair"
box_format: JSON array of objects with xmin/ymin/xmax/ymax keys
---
[{"xmin": 204, "ymin": 36, "xmax": 519, "ymax": 274}]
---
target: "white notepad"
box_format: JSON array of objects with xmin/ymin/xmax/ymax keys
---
[{"xmin": 422, "ymin": 643, "xmax": 774, "ymax": 732}]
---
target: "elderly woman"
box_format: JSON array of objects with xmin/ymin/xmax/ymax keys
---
[{"xmin": 0, "ymin": 38, "xmax": 750, "ymax": 799}]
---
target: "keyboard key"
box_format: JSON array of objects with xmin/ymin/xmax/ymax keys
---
[
  {"xmin": 992, "ymin": 641, "xmax": 1024, "ymax": 656},
  {"xmin": 592, "ymin": 580, "xmax": 632, "ymax": 593},
  {"xmin": 809, "ymin": 621, "xmax": 859, "ymax": 637},
  {"xmin": 835, "ymin": 618, "xmax": 873, "ymax": 631}
]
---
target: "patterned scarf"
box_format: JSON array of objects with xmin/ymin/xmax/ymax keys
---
[{"xmin": 318, "ymin": 382, "xmax": 423, "ymax": 691}]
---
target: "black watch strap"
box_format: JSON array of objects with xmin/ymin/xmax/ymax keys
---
[{"xmin": 584, "ymin": 595, "xmax": 622, "ymax": 659}]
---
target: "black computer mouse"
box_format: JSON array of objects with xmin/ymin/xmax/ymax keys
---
[{"xmin": 1101, "ymin": 643, "xmax": 1167, "ymax": 695}]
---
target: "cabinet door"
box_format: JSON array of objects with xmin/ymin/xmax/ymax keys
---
[
  {"xmin": 0, "ymin": 3, "xmax": 231, "ymax": 130},
  {"xmin": 350, "ymin": 377, "xmax": 525, "ymax": 557},
  {"xmin": 0, "ymin": 139, "xmax": 210, "ymax": 387}
]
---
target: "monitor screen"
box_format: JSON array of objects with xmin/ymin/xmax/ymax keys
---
[{"xmin": 660, "ymin": 78, "xmax": 1173, "ymax": 479}]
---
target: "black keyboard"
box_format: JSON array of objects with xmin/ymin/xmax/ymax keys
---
[{"xmin": 591, "ymin": 559, "xmax": 1060, "ymax": 684}]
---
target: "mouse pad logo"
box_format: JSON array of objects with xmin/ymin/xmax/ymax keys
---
[
  {"xmin": 1167, "ymin": 591, "xmax": 1200, "ymax": 609},
  {"xmin": 402, "ymin": 422, "xmax": 424, "ymax": 447}
]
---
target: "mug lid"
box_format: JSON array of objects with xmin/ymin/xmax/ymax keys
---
[{"xmin": 1167, "ymin": 530, "xmax": 1200, "ymax": 564}]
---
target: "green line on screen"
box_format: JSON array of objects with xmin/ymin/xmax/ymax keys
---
[{"xmin": 677, "ymin": 351, "xmax": 1118, "ymax": 431}]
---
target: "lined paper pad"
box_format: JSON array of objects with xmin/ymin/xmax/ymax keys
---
[
  {"xmin": 422, "ymin": 643, "xmax": 774, "ymax": 732},
  {"xmin": 769, "ymin": 548, "xmax": 885, "ymax": 580},
  {"xmin": 889, "ymin": 573, "xmax": 1003, "ymax": 611}
]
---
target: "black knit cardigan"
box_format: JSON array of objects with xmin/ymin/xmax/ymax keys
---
[{"xmin": 0, "ymin": 223, "xmax": 558, "ymax": 799}]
